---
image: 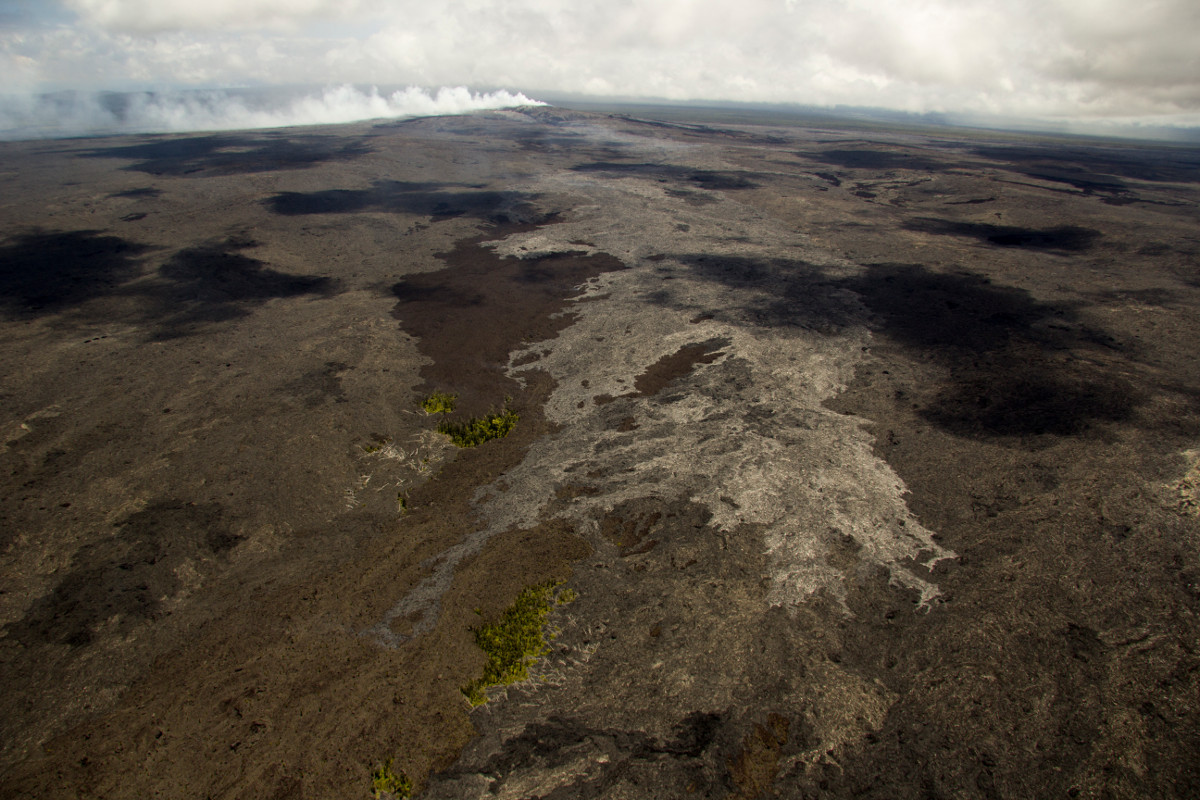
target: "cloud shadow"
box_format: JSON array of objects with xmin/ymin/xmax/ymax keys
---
[
  {"xmin": 3, "ymin": 500, "xmax": 238, "ymax": 648},
  {"xmin": 972, "ymin": 144, "xmax": 1200, "ymax": 187},
  {"xmin": 0, "ymin": 230, "xmax": 151, "ymax": 317},
  {"xmin": 658, "ymin": 254, "xmax": 1140, "ymax": 444},
  {"xmin": 0, "ymin": 229, "xmax": 336, "ymax": 338},
  {"xmin": 80, "ymin": 132, "xmax": 373, "ymax": 176},
  {"xmin": 570, "ymin": 162, "xmax": 760, "ymax": 190},
  {"xmin": 140, "ymin": 236, "xmax": 336, "ymax": 339},
  {"xmin": 669, "ymin": 254, "xmax": 857, "ymax": 332},
  {"xmin": 802, "ymin": 147, "xmax": 951, "ymax": 173},
  {"xmin": 904, "ymin": 218, "xmax": 1102, "ymax": 252},
  {"xmin": 845, "ymin": 263, "xmax": 1138, "ymax": 439},
  {"xmin": 265, "ymin": 180, "xmax": 543, "ymax": 224},
  {"xmin": 108, "ymin": 187, "xmax": 162, "ymax": 199}
]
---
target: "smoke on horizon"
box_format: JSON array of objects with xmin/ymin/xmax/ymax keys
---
[{"xmin": 0, "ymin": 85, "xmax": 545, "ymax": 141}]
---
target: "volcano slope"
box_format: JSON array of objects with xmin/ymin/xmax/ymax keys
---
[{"xmin": 1, "ymin": 106, "xmax": 1198, "ymax": 799}]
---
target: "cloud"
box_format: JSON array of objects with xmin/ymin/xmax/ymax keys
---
[
  {"xmin": 0, "ymin": 85, "xmax": 544, "ymax": 139},
  {"xmin": 4, "ymin": 1, "xmax": 1200, "ymax": 127},
  {"xmin": 62, "ymin": 0, "xmax": 366, "ymax": 32}
]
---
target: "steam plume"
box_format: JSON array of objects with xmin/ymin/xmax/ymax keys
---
[{"xmin": 0, "ymin": 85, "xmax": 545, "ymax": 140}]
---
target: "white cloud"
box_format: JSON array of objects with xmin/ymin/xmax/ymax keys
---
[
  {"xmin": 3, "ymin": 0, "xmax": 1199, "ymax": 127},
  {"xmin": 62, "ymin": 0, "xmax": 366, "ymax": 32}
]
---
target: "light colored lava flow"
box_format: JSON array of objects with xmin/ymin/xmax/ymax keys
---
[{"xmin": 369, "ymin": 128, "xmax": 952, "ymax": 646}]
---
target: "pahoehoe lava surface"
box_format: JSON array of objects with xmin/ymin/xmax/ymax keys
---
[{"xmin": 1, "ymin": 106, "xmax": 1199, "ymax": 798}]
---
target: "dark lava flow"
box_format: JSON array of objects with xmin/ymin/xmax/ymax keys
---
[{"xmin": 390, "ymin": 225, "xmax": 625, "ymax": 417}]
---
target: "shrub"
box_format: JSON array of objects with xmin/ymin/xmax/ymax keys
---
[
  {"xmin": 461, "ymin": 581, "xmax": 575, "ymax": 706},
  {"xmin": 437, "ymin": 406, "xmax": 518, "ymax": 448},
  {"xmin": 421, "ymin": 391, "xmax": 457, "ymax": 415},
  {"xmin": 370, "ymin": 759, "xmax": 412, "ymax": 799}
]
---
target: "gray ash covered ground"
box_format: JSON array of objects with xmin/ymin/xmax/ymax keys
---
[{"xmin": 1, "ymin": 105, "xmax": 1198, "ymax": 798}]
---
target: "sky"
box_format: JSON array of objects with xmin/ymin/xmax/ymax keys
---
[{"xmin": 1, "ymin": 0, "xmax": 1199, "ymax": 136}]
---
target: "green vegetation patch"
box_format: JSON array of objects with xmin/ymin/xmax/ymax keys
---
[
  {"xmin": 461, "ymin": 581, "xmax": 575, "ymax": 706},
  {"xmin": 370, "ymin": 759, "xmax": 412, "ymax": 799},
  {"xmin": 437, "ymin": 406, "xmax": 518, "ymax": 448},
  {"xmin": 421, "ymin": 390, "xmax": 457, "ymax": 415}
]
